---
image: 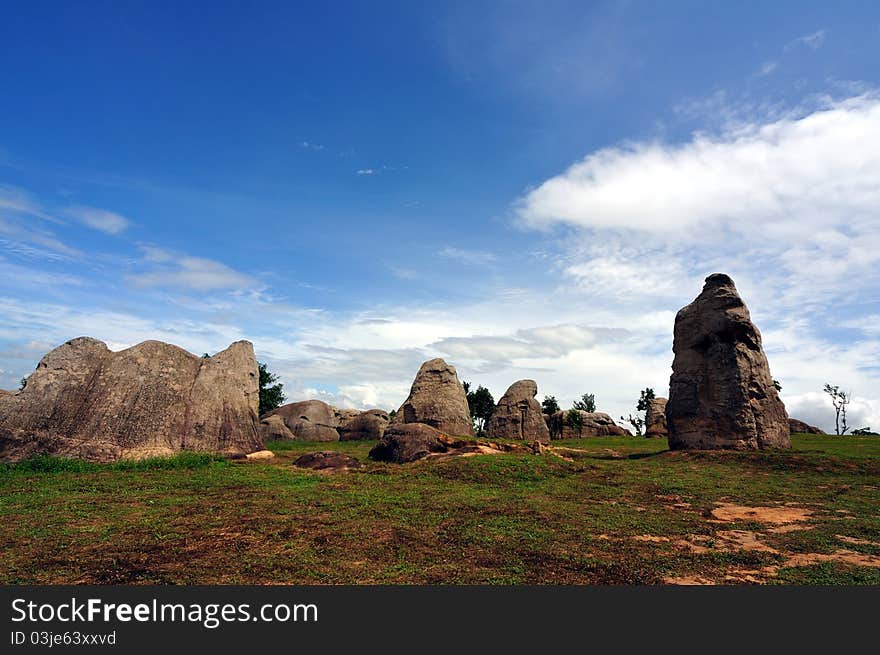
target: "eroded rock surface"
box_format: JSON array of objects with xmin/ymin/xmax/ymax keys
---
[
  {"xmin": 486, "ymin": 379, "xmax": 550, "ymax": 443},
  {"xmin": 666, "ymin": 274, "xmax": 790, "ymax": 450},
  {"xmin": 644, "ymin": 397, "xmax": 669, "ymax": 438},
  {"xmin": 393, "ymin": 358, "xmax": 474, "ymax": 437},
  {"xmin": 0, "ymin": 337, "xmax": 262, "ymax": 462},
  {"xmin": 546, "ymin": 411, "xmax": 630, "ymax": 439}
]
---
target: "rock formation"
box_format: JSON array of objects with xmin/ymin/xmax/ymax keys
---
[
  {"xmin": 0, "ymin": 337, "xmax": 262, "ymax": 462},
  {"xmin": 259, "ymin": 399, "xmax": 341, "ymax": 442},
  {"xmin": 369, "ymin": 423, "xmax": 450, "ymax": 463},
  {"xmin": 486, "ymin": 380, "xmax": 550, "ymax": 443},
  {"xmin": 546, "ymin": 411, "xmax": 630, "ymax": 439},
  {"xmin": 644, "ymin": 397, "xmax": 668, "ymax": 438},
  {"xmin": 788, "ymin": 418, "xmax": 824, "ymax": 435},
  {"xmin": 293, "ymin": 451, "xmax": 362, "ymax": 471},
  {"xmin": 666, "ymin": 273, "xmax": 790, "ymax": 450},
  {"xmin": 338, "ymin": 409, "xmax": 390, "ymax": 441},
  {"xmin": 393, "ymin": 358, "xmax": 474, "ymax": 437}
]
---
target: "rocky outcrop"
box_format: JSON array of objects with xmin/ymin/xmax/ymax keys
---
[
  {"xmin": 486, "ymin": 380, "xmax": 550, "ymax": 443},
  {"xmin": 369, "ymin": 423, "xmax": 449, "ymax": 463},
  {"xmin": 644, "ymin": 397, "xmax": 668, "ymax": 438},
  {"xmin": 789, "ymin": 418, "xmax": 824, "ymax": 435},
  {"xmin": 293, "ymin": 451, "xmax": 361, "ymax": 471},
  {"xmin": 0, "ymin": 337, "xmax": 262, "ymax": 462},
  {"xmin": 393, "ymin": 358, "xmax": 474, "ymax": 437},
  {"xmin": 338, "ymin": 409, "xmax": 390, "ymax": 441},
  {"xmin": 546, "ymin": 410, "xmax": 630, "ymax": 439},
  {"xmin": 666, "ymin": 274, "xmax": 790, "ymax": 450},
  {"xmin": 260, "ymin": 400, "xmax": 341, "ymax": 442}
]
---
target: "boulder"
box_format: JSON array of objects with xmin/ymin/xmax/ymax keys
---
[
  {"xmin": 260, "ymin": 399, "xmax": 341, "ymax": 442},
  {"xmin": 245, "ymin": 450, "xmax": 275, "ymax": 460},
  {"xmin": 0, "ymin": 337, "xmax": 262, "ymax": 462},
  {"xmin": 547, "ymin": 410, "xmax": 630, "ymax": 439},
  {"xmin": 338, "ymin": 409, "xmax": 390, "ymax": 441},
  {"xmin": 293, "ymin": 451, "xmax": 361, "ymax": 471},
  {"xmin": 666, "ymin": 274, "xmax": 790, "ymax": 450},
  {"xmin": 369, "ymin": 423, "xmax": 449, "ymax": 463},
  {"xmin": 644, "ymin": 397, "xmax": 669, "ymax": 438},
  {"xmin": 789, "ymin": 418, "xmax": 824, "ymax": 435},
  {"xmin": 486, "ymin": 380, "xmax": 550, "ymax": 443},
  {"xmin": 393, "ymin": 358, "xmax": 474, "ymax": 436}
]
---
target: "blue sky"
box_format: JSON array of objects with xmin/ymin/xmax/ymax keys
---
[{"xmin": 1, "ymin": 1, "xmax": 879, "ymax": 432}]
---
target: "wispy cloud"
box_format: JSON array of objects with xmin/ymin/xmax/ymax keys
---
[
  {"xmin": 439, "ymin": 247, "xmax": 498, "ymax": 267},
  {"xmin": 128, "ymin": 246, "xmax": 256, "ymax": 291},
  {"xmin": 356, "ymin": 168, "xmax": 375, "ymax": 175},
  {"xmin": 299, "ymin": 140, "xmax": 325, "ymax": 151},
  {"xmin": 63, "ymin": 206, "xmax": 131, "ymax": 234},
  {"xmin": 785, "ymin": 29, "xmax": 827, "ymax": 52},
  {"xmin": 754, "ymin": 60, "xmax": 779, "ymax": 78}
]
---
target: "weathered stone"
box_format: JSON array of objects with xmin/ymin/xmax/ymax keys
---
[
  {"xmin": 0, "ymin": 337, "xmax": 262, "ymax": 462},
  {"xmin": 338, "ymin": 409, "xmax": 390, "ymax": 441},
  {"xmin": 644, "ymin": 397, "xmax": 668, "ymax": 438},
  {"xmin": 547, "ymin": 410, "xmax": 631, "ymax": 439},
  {"xmin": 789, "ymin": 418, "xmax": 824, "ymax": 435},
  {"xmin": 245, "ymin": 450, "xmax": 275, "ymax": 460},
  {"xmin": 486, "ymin": 380, "xmax": 550, "ymax": 443},
  {"xmin": 369, "ymin": 423, "xmax": 450, "ymax": 463},
  {"xmin": 293, "ymin": 451, "xmax": 361, "ymax": 471},
  {"xmin": 666, "ymin": 274, "xmax": 790, "ymax": 450},
  {"xmin": 260, "ymin": 400, "xmax": 341, "ymax": 442},
  {"xmin": 393, "ymin": 358, "xmax": 474, "ymax": 437}
]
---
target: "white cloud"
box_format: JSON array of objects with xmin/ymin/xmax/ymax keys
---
[
  {"xmin": 518, "ymin": 94, "xmax": 880, "ymax": 238},
  {"xmin": 64, "ymin": 206, "xmax": 131, "ymax": 234},
  {"xmin": 356, "ymin": 168, "xmax": 375, "ymax": 175},
  {"xmin": 754, "ymin": 60, "xmax": 779, "ymax": 77},
  {"xmin": 128, "ymin": 247, "xmax": 255, "ymax": 291},
  {"xmin": 439, "ymin": 247, "xmax": 498, "ymax": 267}
]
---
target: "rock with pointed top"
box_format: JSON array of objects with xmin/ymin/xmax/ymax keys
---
[
  {"xmin": 393, "ymin": 358, "xmax": 474, "ymax": 437},
  {"xmin": 0, "ymin": 337, "xmax": 262, "ymax": 462},
  {"xmin": 486, "ymin": 379, "xmax": 550, "ymax": 443},
  {"xmin": 666, "ymin": 274, "xmax": 790, "ymax": 450}
]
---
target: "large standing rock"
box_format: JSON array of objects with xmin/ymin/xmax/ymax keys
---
[
  {"xmin": 338, "ymin": 409, "xmax": 390, "ymax": 441},
  {"xmin": 393, "ymin": 358, "xmax": 474, "ymax": 437},
  {"xmin": 547, "ymin": 410, "xmax": 630, "ymax": 439},
  {"xmin": 0, "ymin": 337, "xmax": 262, "ymax": 462},
  {"xmin": 789, "ymin": 418, "xmax": 824, "ymax": 435},
  {"xmin": 486, "ymin": 380, "xmax": 550, "ymax": 443},
  {"xmin": 666, "ymin": 274, "xmax": 790, "ymax": 450},
  {"xmin": 260, "ymin": 400, "xmax": 341, "ymax": 442},
  {"xmin": 369, "ymin": 423, "xmax": 449, "ymax": 463},
  {"xmin": 644, "ymin": 397, "xmax": 668, "ymax": 438}
]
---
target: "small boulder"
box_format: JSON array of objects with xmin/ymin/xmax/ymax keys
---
[
  {"xmin": 338, "ymin": 409, "xmax": 390, "ymax": 441},
  {"xmin": 547, "ymin": 411, "xmax": 630, "ymax": 439},
  {"xmin": 260, "ymin": 399, "xmax": 340, "ymax": 442},
  {"xmin": 393, "ymin": 358, "xmax": 474, "ymax": 437},
  {"xmin": 245, "ymin": 449, "xmax": 275, "ymax": 460},
  {"xmin": 644, "ymin": 397, "xmax": 668, "ymax": 438},
  {"xmin": 369, "ymin": 423, "xmax": 450, "ymax": 463},
  {"xmin": 486, "ymin": 380, "xmax": 551, "ymax": 443},
  {"xmin": 293, "ymin": 451, "xmax": 361, "ymax": 471},
  {"xmin": 788, "ymin": 418, "xmax": 824, "ymax": 435}
]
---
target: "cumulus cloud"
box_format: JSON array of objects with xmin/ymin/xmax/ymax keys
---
[
  {"xmin": 518, "ymin": 94, "xmax": 880, "ymax": 238},
  {"xmin": 64, "ymin": 206, "xmax": 131, "ymax": 234}
]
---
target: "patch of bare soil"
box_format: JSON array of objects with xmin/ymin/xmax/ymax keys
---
[
  {"xmin": 784, "ymin": 550, "xmax": 880, "ymax": 568},
  {"xmin": 835, "ymin": 535, "xmax": 880, "ymax": 547},
  {"xmin": 710, "ymin": 503, "xmax": 812, "ymax": 524},
  {"xmin": 662, "ymin": 575, "xmax": 715, "ymax": 585}
]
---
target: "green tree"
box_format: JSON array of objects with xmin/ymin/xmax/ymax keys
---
[
  {"xmin": 464, "ymin": 381, "xmax": 495, "ymax": 436},
  {"xmin": 622, "ymin": 388, "xmax": 655, "ymax": 436},
  {"xmin": 541, "ymin": 395, "xmax": 560, "ymax": 415},
  {"xmin": 565, "ymin": 408, "xmax": 584, "ymax": 437},
  {"xmin": 573, "ymin": 393, "xmax": 596, "ymax": 413},
  {"xmin": 258, "ymin": 362, "xmax": 285, "ymax": 415},
  {"xmin": 823, "ymin": 383, "xmax": 850, "ymax": 435}
]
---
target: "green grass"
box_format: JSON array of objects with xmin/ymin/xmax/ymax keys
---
[{"xmin": 0, "ymin": 433, "xmax": 877, "ymax": 585}]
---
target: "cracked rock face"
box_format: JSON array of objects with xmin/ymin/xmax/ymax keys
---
[
  {"xmin": 0, "ymin": 337, "xmax": 262, "ymax": 462},
  {"xmin": 260, "ymin": 400, "xmax": 342, "ymax": 442},
  {"xmin": 666, "ymin": 274, "xmax": 790, "ymax": 450},
  {"xmin": 644, "ymin": 397, "xmax": 668, "ymax": 438},
  {"xmin": 392, "ymin": 358, "xmax": 474, "ymax": 437},
  {"xmin": 486, "ymin": 379, "xmax": 550, "ymax": 443}
]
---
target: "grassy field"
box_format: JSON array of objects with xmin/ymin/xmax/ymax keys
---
[{"xmin": 1, "ymin": 434, "xmax": 878, "ymax": 585}]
